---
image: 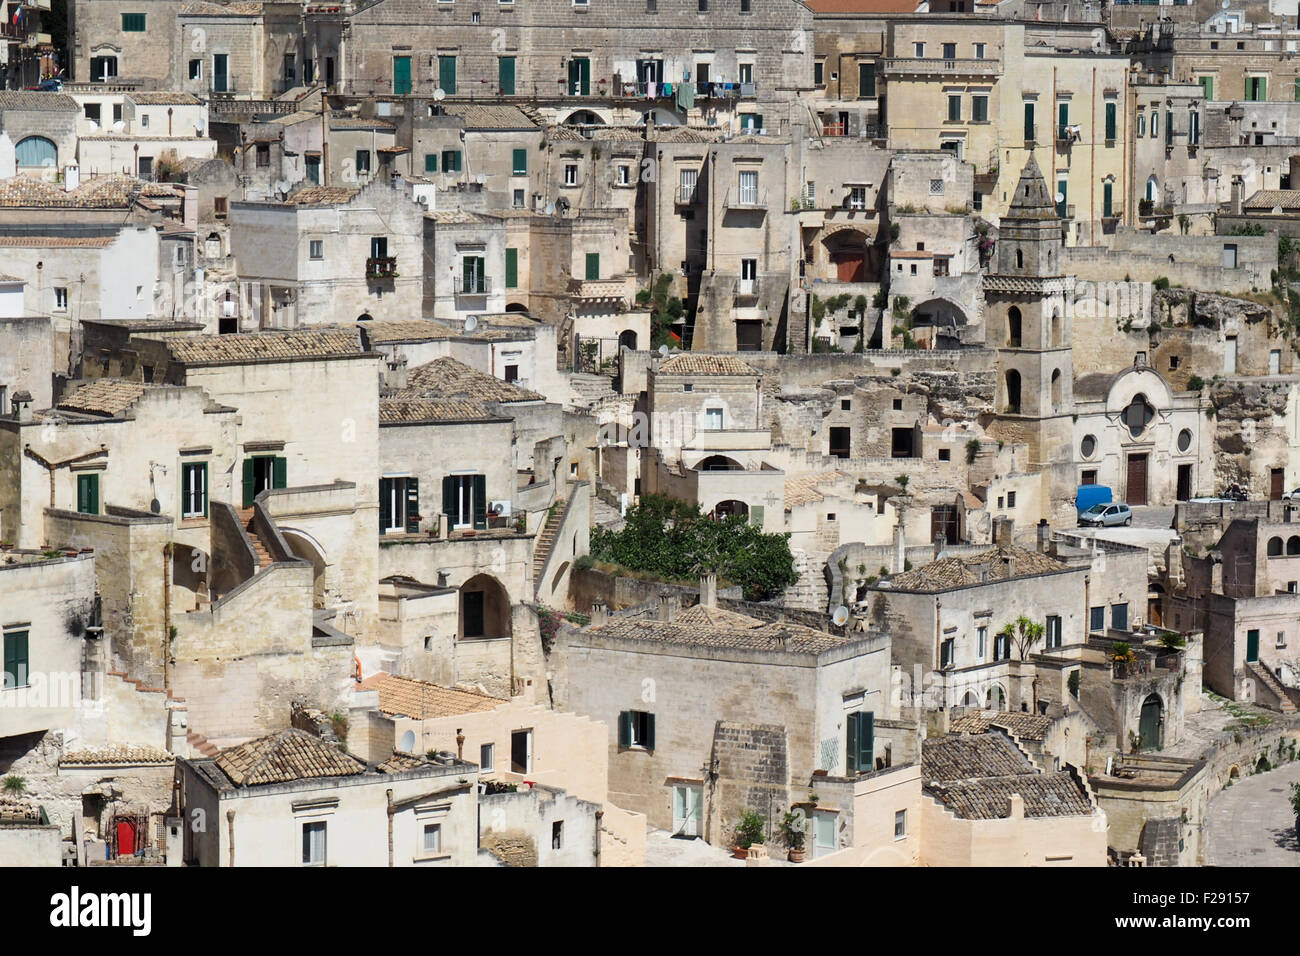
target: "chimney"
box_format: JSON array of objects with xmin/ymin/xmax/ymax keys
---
[
  {"xmin": 893, "ymin": 522, "xmax": 906, "ymax": 574},
  {"xmin": 63, "ymin": 162, "xmax": 79, "ymax": 192},
  {"xmin": 656, "ymin": 589, "xmax": 679, "ymax": 623},
  {"xmin": 933, "ymin": 533, "xmax": 946, "ymax": 562},
  {"xmin": 699, "ymin": 573, "xmax": 717, "ymax": 607},
  {"xmin": 1210, "ymin": 555, "xmax": 1224, "ymax": 593},
  {"xmin": 1230, "ymin": 176, "xmax": 1244, "ymax": 216},
  {"xmin": 1165, "ymin": 542, "xmax": 1183, "ymax": 587},
  {"xmin": 1002, "ymin": 554, "xmax": 1016, "ymax": 579},
  {"xmin": 386, "ymin": 355, "xmax": 408, "ymax": 390},
  {"xmin": 11, "ymin": 390, "xmax": 33, "ymax": 423},
  {"xmin": 993, "ymin": 515, "xmax": 1014, "ymax": 549},
  {"xmin": 589, "ymin": 598, "xmax": 608, "ymax": 626},
  {"xmin": 1036, "ymin": 518, "xmax": 1051, "ymax": 553}
]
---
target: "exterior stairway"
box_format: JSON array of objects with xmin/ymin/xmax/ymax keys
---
[
  {"xmin": 1247, "ymin": 661, "xmax": 1298, "ymax": 713},
  {"xmin": 235, "ymin": 506, "xmax": 273, "ymax": 569},
  {"xmin": 532, "ymin": 501, "xmax": 565, "ymax": 584},
  {"xmin": 186, "ymin": 730, "xmax": 220, "ymax": 758}
]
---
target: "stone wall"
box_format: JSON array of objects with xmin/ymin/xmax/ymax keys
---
[{"xmin": 710, "ymin": 721, "xmax": 789, "ymax": 848}]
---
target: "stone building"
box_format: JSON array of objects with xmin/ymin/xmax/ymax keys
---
[{"xmin": 0, "ymin": 91, "xmax": 80, "ymax": 179}]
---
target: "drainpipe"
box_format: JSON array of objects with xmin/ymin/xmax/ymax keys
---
[
  {"xmin": 386, "ymin": 789, "xmax": 394, "ymax": 867},
  {"xmin": 168, "ymin": 106, "xmax": 174, "ymax": 137},
  {"xmin": 163, "ymin": 542, "xmax": 172, "ymax": 690},
  {"xmin": 594, "ymin": 808, "xmax": 603, "ymax": 866},
  {"xmin": 226, "ymin": 809, "xmax": 235, "ymax": 867}
]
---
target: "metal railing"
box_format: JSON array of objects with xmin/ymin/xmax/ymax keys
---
[
  {"xmin": 457, "ymin": 275, "xmax": 492, "ymax": 295},
  {"xmin": 725, "ymin": 186, "xmax": 767, "ymax": 209},
  {"xmin": 883, "ymin": 57, "xmax": 1000, "ymax": 76},
  {"xmin": 366, "ymin": 256, "xmax": 398, "ymax": 279},
  {"xmin": 676, "ymin": 185, "xmax": 698, "ymax": 205},
  {"xmin": 734, "ymin": 277, "xmax": 761, "ymax": 300}
]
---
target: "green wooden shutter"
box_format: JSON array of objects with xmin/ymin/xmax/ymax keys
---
[
  {"xmin": 645, "ymin": 713, "xmax": 656, "ymax": 751},
  {"xmin": 439, "ymin": 56, "xmax": 457, "ymax": 94},
  {"xmin": 393, "ymin": 55, "xmax": 411, "ymax": 95},
  {"xmin": 1056, "ymin": 179, "xmax": 1067, "ymax": 218},
  {"xmin": 405, "ymin": 477, "xmax": 420, "ymax": 533},
  {"xmin": 198, "ymin": 463, "xmax": 209, "ymax": 517},
  {"xmin": 3, "ymin": 631, "xmax": 28, "ymax": 688},
  {"xmin": 512, "ymin": 148, "xmax": 527, "ymax": 175},
  {"xmin": 618, "ymin": 711, "xmax": 631, "ymax": 747},
  {"xmin": 273, "ymin": 456, "xmax": 287, "ymax": 490},
  {"xmin": 749, "ymin": 504, "xmax": 764, "ymax": 527},
  {"xmin": 442, "ymin": 475, "xmax": 455, "ymax": 525},
  {"xmin": 505, "ymin": 248, "xmax": 518, "ymax": 288},
  {"xmin": 1023, "ymin": 102, "xmax": 1034, "ymax": 141},
  {"xmin": 379, "ymin": 479, "xmax": 391, "ymax": 534},
  {"xmin": 77, "ymin": 475, "xmax": 88, "ymax": 513},
  {"xmin": 860, "ymin": 712, "xmax": 874, "ymax": 770},
  {"xmin": 425, "ymin": 153, "xmax": 438, "ymax": 173},
  {"xmin": 846, "ymin": 712, "xmax": 859, "ymax": 773},
  {"xmin": 1200, "ymin": 76, "xmax": 1213, "ymax": 100},
  {"xmin": 1105, "ymin": 102, "xmax": 1116, "ymax": 140},
  {"xmin": 580, "ymin": 59, "xmax": 591, "ymax": 95},
  {"xmin": 1057, "ymin": 101, "xmax": 1068, "ymax": 138},
  {"xmin": 1103, "ymin": 181, "xmax": 1113, "ymax": 218},
  {"xmin": 585, "ymin": 252, "xmax": 600, "ymax": 280},
  {"xmin": 242, "ymin": 458, "xmax": 255, "ymax": 506},
  {"xmin": 472, "ymin": 475, "xmax": 487, "ymax": 529},
  {"xmin": 499, "ymin": 56, "xmax": 516, "ymax": 95},
  {"xmin": 87, "ymin": 475, "xmax": 97, "ymax": 514}
]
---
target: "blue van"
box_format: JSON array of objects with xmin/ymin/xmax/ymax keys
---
[{"xmin": 1076, "ymin": 484, "xmax": 1113, "ymax": 516}]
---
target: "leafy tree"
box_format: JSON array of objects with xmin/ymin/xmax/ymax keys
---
[
  {"xmin": 998, "ymin": 615, "xmax": 1045, "ymax": 662},
  {"xmin": 589, "ymin": 494, "xmax": 799, "ymax": 601}
]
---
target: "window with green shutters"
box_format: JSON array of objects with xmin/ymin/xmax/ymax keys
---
[
  {"xmin": 505, "ymin": 248, "xmax": 518, "ymax": 288},
  {"xmin": 425, "ymin": 153, "xmax": 438, "ymax": 174},
  {"xmin": 379, "ymin": 477, "xmax": 420, "ymax": 534},
  {"xmin": 617, "ymin": 710, "xmax": 655, "ymax": 750},
  {"xmin": 3, "ymin": 630, "xmax": 29, "ymax": 689},
  {"xmin": 846, "ymin": 711, "xmax": 874, "ymax": 774},
  {"xmin": 442, "ymin": 150, "xmax": 462, "ymax": 173},
  {"xmin": 1056, "ymin": 179, "xmax": 1067, "ymax": 218},
  {"xmin": 438, "ymin": 56, "xmax": 457, "ymax": 94},
  {"xmin": 242, "ymin": 455, "xmax": 286, "ymax": 507},
  {"xmin": 442, "ymin": 474, "xmax": 487, "ymax": 529},
  {"xmin": 393, "ymin": 55, "xmax": 411, "ymax": 95},
  {"xmin": 1105, "ymin": 101, "xmax": 1117, "ymax": 141},
  {"xmin": 181, "ymin": 462, "xmax": 208, "ymax": 519},
  {"xmin": 512, "ymin": 148, "xmax": 527, "ymax": 175},
  {"xmin": 1023, "ymin": 102, "xmax": 1035, "ymax": 141},
  {"xmin": 76, "ymin": 473, "xmax": 100, "ymax": 515},
  {"xmin": 585, "ymin": 252, "xmax": 600, "ymax": 280},
  {"xmin": 858, "ymin": 62, "xmax": 875, "ymax": 98},
  {"xmin": 1200, "ymin": 76, "xmax": 1213, "ymax": 100},
  {"xmin": 947, "ymin": 94, "xmax": 961, "ymax": 122},
  {"xmin": 122, "ymin": 13, "xmax": 146, "ymax": 31},
  {"xmin": 1057, "ymin": 100, "xmax": 1069, "ymax": 139},
  {"xmin": 499, "ymin": 56, "xmax": 516, "ymax": 95},
  {"xmin": 1103, "ymin": 181, "xmax": 1113, "ymax": 218},
  {"xmin": 972, "ymin": 95, "xmax": 988, "ymax": 122},
  {"xmin": 568, "ymin": 57, "xmax": 591, "ymax": 96},
  {"xmin": 462, "ymin": 256, "xmax": 485, "ymax": 293},
  {"xmin": 1246, "ymin": 76, "xmax": 1265, "ymax": 101}
]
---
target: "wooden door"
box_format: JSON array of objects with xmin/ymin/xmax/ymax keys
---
[
  {"xmin": 116, "ymin": 820, "xmax": 136, "ymax": 856},
  {"xmin": 1271, "ymin": 468, "xmax": 1285, "ymax": 500},
  {"xmin": 1126, "ymin": 454, "xmax": 1148, "ymax": 506},
  {"xmin": 832, "ymin": 252, "xmax": 865, "ymax": 281}
]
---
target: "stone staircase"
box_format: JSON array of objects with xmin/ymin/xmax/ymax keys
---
[
  {"xmin": 235, "ymin": 506, "xmax": 273, "ymax": 569},
  {"xmin": 1248, "ymin": 661, "xmax": 1298, "ymax": 713},
  {"xmin": 532, "ymin": 502, "xmax": 565, "ymax": 583},
  {"xmin": 185, "ymin": 730, "xmax": 220, "ymax": 758},
  {"xmin": 569, "ymin": 372, "xmax": 618, "ymax": 408}
]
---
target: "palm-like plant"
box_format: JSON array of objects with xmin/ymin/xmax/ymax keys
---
[{"xmin": 998, "ymin": 615, "xmax": 1045, "ymax": 662}]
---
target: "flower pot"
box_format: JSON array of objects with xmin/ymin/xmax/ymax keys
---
[
  {"xmin": 732, "ymin": 846, "xmax": 749, "ymax": 859},
  {"xmin": 788, "ymin": 847, "xmax": 805, "ymax": 863}
]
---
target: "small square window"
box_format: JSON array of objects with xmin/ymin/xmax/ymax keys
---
[
  {"xmin": 683, "ymin": 383, "xmax": 694, "ymax": 392},
  {"xmin": 840, "ymin": 399, "xmax": 851, "ymax": 411},
  {"xmin": 480, "ymin": 742, "xmax": 495, "ymax": 772},
  {"xmin": 54, "ymin": 287, "xmax": 68, "ymax": 310},
  {"xmin": 698, "ymin": 0, "xmax": 708, "ymax": 10},
  {"xmin": 939, "ymin": 448, "xmax": 950, "ymax": 461},
  {"xmin": 617, "ymin": 164, "xmax": 631, "ymax": 185},
  {"xmin": 892, "ymin": 398, "xmax": 902, "ymax": 410},
  {"xmin": 423, "ymin": 823, "xmax": 442, "ymax": 854},
  {"xmin": 1007, "ymin": 491, "xmax": 1017, "ymax": 508},
  {"xmin": 188, "ymin": 59, "xmax": 202, "ymax": 81},
  {"xmin": 827, "ymin": 512, "xmax": 837, "ymax": 521},
  {"xmin": 894, "ymin": 809, "xmax": 906, "ymax": 839},
  {"xmin": 309, "ymin": 240, "xmax": 323, "ymax": 259}
]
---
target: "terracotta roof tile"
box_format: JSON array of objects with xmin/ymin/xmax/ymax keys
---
[
  {"xmin": 144, "ymin": 328, "xmax": 362, "ymax": 365},
  {"xmin": 588, "ymin": 605, "xmax": 847, "ymax": 653},
  {"xmin": 0, "ymin": 174, "xmax": 178, "ymax": 209},
  {"xmin": 1245, "ymin": 189, "xmax": 1300, "ymax": 211},
  {"xmin": 181, "ymin": 1, "xmax": 264, "ymax": 14},
  {"xmin": 445, "ymin": 104, "xmax": 538, "ymax": 130},
  {"xmin": 61, "ymin": 745, "xmax": 173, "ymax": 765},
  {"xmin": 57, "ymin": 379, "xmax": 150, "ymax": 416},
  {"xmin": 127, "ymin": 92, "xmax": 204, "ymax": 106},
  {"xmin": 657, "ymin": 353, "xmax": 758, "ymax": 376},
  {"xmin": 0, "ymin": 91, "xmax": 79, "ymax": 112},
  {"xmin": 214, "ymin": 729, "xmax": 365, "ymax": 786},
  {"xmin": 379, "ymin": 398, "xmax": 500, "ymax": 424},
  {"xmin": 0, "ymin": 795, "xmax": 42, "ymax": 824},
  {"xmin": 922, "ymin": 731, "xmax": 1094, "ymax": 819},
  {"xmin": 364, "ymin": 673, "xmax": 504, "ymax": 719},
  {"xmin": 284, "ymin": 184, "xmax": 361, "ymax": 205},
  {"xmin": 377, "ymin": 751, "xmax": 428, "ymax": 773},
  {"xmin": 406, "ymin": 356, "xmax": 544, "ymax": 403},
  {"xmin": 879, "ymin": 545, "xmax": 1070, "ymax": 593},
  {"xmin": 785, "ymin": 471, "xmax": 844, "ymax": 508},
  {"xmin": 948, "ymin": 712, "xmax": 1055, "ymax": 741}
]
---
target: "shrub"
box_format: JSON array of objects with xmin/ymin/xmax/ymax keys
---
[
  {"xmin": 2, "ymin": 775, "xmax": 25, "ymax": 794},
  {"xmin": 734, "ymin": 810, "xmax": 766, "ymax": 848},
  {"xmin": 1159, "ymin": 632, "xmax": 1187, "ymax": 650},
  {"xmin": 966, "ymin": 438, "xmax": 981, "ymax": 464},
  {"xmin": 1153, "ymin": 277, "xmax": 1170, "ymax": 291},
  {"xmin": 1187, "ymin": 375, "xmax": 1205, "ymax": 391}
]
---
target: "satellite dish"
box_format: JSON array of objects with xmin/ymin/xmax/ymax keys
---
[
  {"xmin": 832, "ymin": 605, "xmax": 850, "ymax": 627},
  {"xmin": 1055, "ymin": 191, "xmax": 1065, "ymax": 203},
  {"xmin": 1221, "ymin": 0, "xmax": 1229, "ymax": 8},
  {"xmin": 433, "ymin": 88, "xmax": 446, "ymax": 101},
  {"xmin": 658, "ymin": 344, "xmax": 670, "ymax": 357},
  {"xmin": 463, "ymin": 314, "xmax": 478, "ymax": 332}
]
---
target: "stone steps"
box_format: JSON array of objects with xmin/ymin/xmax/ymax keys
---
[
  {"xmin": 1248, "ymin": 661, "xmax": 1298, "ymax": 713},
  {"xmin": 235, "ymin": 506, "xmax": 273, "ymax": 569}
]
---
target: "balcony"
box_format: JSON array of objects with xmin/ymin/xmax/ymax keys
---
[
  {"xmin": 676, "ymin": 185, "xmax": 698, "ymax": 205},
  {"xmin": 456, "ymin": 275, "xmax": 492, "ymax": 298},
  {"xmin": 568, "ymin": 276, "xmax": 632, "ymax": 303},
  {"xmin": 1057, "ymin": 125, "xmax": 1080, "ymax": 147},
  {"xmin": 882, "ymin": 58, "xmax": 1000, "ymax": 78},
  {"xmin": 1056, "ymin": 204, "xmax": 1076, "ymax": 220},
  {"xmin": 734, "ymin": 277, "xmax": 761, "ymax": 302},
  {"xmin": 211, "ymin": 75, "xmax": 240, "ymax": 95},
  {"xmin": 366, "ymin": 256, "xmax": 398, "ymax": 280},
  {"xmin": 724, "ymin": 186, "xmax": 768, "ymax": 211}
]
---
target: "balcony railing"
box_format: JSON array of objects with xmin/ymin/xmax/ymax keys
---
[
  {"xmin": 882, "ymin": 58, "xmax": 1000, "ymax": 77},
  {"xmin": 211, "ymin": 75, "xmax": 239, "ymax": 95},
  {"xmin": 734, "ymin": 277, "xmax": 761, "ymax": 301},
  {"xmin": 725, "ymin": 186, "xmax": 767, "ymax": 210},
  {"xmin": 366, "ymin": 256, "xmax": 398, "ymax": 279},
  {"xmin": 676, "ymin": 185, "xmax": 698, "ymax": 205},
  {"xmin": 457, "ymin": 275, "xmax": 492, "ymax": 296}
]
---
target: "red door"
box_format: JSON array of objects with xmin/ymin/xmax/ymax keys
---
[
  {"xmin": 1126, "ymin": 454, "xmax": 1148, "ymax": 506},
  {"xmin": 116, "ymin": 820, "xmax": 136, "ymax": 856},
  {"xmin": 832, "ymin": 252, "xmax": 865, "ymax": 281}
]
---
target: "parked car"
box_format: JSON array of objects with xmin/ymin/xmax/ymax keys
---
[
  {"xmin": 1283, "ymin": 488, "xmax": 1300, "ymax": 501},
  {"xmin": 1078, "ymin": 502, "xmax": 1132, "ymax": 527}
]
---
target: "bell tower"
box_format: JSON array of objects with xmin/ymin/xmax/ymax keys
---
[{"xmin": 985, "ymin": 156, "xmax": 1076, "ymax": 521}]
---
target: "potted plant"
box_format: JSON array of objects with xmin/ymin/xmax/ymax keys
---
[
  {"xmin": 780, "ymin": 810, "xmax": 807, "ymax": 863},
  {"xmin": 732, "ymin": 810, "xmax": 765, "ymax": 859}
]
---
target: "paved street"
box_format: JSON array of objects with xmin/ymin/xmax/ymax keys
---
[
  {"xmin": 1204, "ymin": 761, "xmax": 1300, "ymax": 866},
  {"xmin": 643, "ymin": 828, "xmax": 793, "ymax": 867}
]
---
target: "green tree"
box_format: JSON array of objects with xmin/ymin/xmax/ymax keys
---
[{"xmin": 998, "ymin": 615, "xmax": 1045, "ymax": 662}]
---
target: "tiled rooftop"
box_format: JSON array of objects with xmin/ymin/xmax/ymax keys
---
[
  {"xmin": 1244, "ymin": 189, "xmax": 1300, "ymax": 211},
  {"xmin": 657, "ymin": 353, "xmax": 759, "ymax": 376},
  {"xmin": 213, "ymin": 729, "xmax": 365, "ymax": 786},
  {"xmin": 284, "ymin": 184, "xmax": 361, "ymax": 205},
  {"xmin": 0, "ymin": 795, "xmax": 42, "ymax": 824},
  {"xmin": 143, "ymin": 328, "xmax": 362, "ymax": 365},
  {"xmin": 361, "ymin": 673, "xmax": 505, "ymax": 719},
  {"xmin": 406, "ymin": 356, "xmax": 545, "ymax": 403},
  {"xmin": 948, "ymin": 712, "xmax": 1056, "ymax": 742},
  {"xmin": 785, "ymin": 471, "xmax": 844, "ymax": 508},
  {"xmin": 922, "ymin": 731, "xmax": 1093, "ymax": 820},
  {"xmin": 379, "ymin": 398, "xmax": 501, "ymax": 424},
  {"xmin": 0, "ymin": 174, "xmax": 179, "ymax": 209},
  {"xmin": 0, "ymin": 91, "xmax": 79, "ymax": 112},
  {"xmin": 446, "ymin": 104, "xmax": 538, "ymax": 130},
  {"xmin": 127, "ymin": 92, "xmax": 204, "ymax": 106},
  {"xmin": 587, "ymin": 603, "xmax": 848, "ymax": 654},
  {"xmin": 61, "ymin": 745, "xmax": 174, "ymax": 766},
  {"xmin": 181, "ymin": 1, "xmax": 264, "ymax": 14},
  {"xmin": 880, "ymin": 545, "xmax": 1070, "ymax": 592},
  {"xmin": 328, "ymin": 113, "xmax": 395, "ymax": 130},
  {"xmin": 57, "ymin": 379, "xmax": 150, "ymax": 416}
]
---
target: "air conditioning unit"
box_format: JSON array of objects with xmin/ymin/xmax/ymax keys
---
[{"xmin": 489, "ymin": 500, "xmax": 512, "ymax": 517}]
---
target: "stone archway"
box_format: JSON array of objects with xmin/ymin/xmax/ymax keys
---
[
  {"xmin": 281, "ymin": 528, "xmax": 328, "ymax": 609},
  {"xmin": 813, "ymin": 226, "xmax": 881, "ymax": 282},
  {"xmin": 459, "ymin": 573, "xmax": 512, "ymax": 641}
]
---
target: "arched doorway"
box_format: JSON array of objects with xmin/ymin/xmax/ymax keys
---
[
  {"xmin": 961, "ymin": 691, "xmax": 978, "ymax": 707},
  {"xmin": 15, "ymin": 136, "xmax": 56, "ymax": 169},
  {"xmin": 699, "ymin": 455, "xmax": 743, "ymax": 471},
  {"xmin": 821, "ymin": 229, "xmax": 878, "ymax": 282},
  {"xmin": 713, "ymin": 499, "xmax": 749, "ymax": 519},
  {"xmin": 1007, "ymin": 306, "xmax": 1022, "ymax": 347},
  {"xmin": 1004, "ymin": 369, "xmax": 1022, "ymax": 414},
  {"xmin": 563, "ymin": 109, "xmax": 605, "ymax": 126},
  {"xmin": 986, "ymin": 685, "xmax": 1006, "ymax": 711},
  {"xmin": 281, "ymin": 529, "xmax": 328, "ymax": 609},
  {"xmin": 357, "ymin": 312, "xmax": 374, "ymax": 322},
  {"xmin": 1138, "ymin": 694, "xmax": 1162, "ymax": 751},
  {"xmin": 459, "ymin": 573, "xmax": 512, "ymax": 640},
  {"xmin": 505, "ymin": 302, "xmax": 529, "ymax": 313},
  {"xmin": 618, "ymin": 329, "xmax": 638, "ymax": 351},
  {"xmin": 1050, "ymin": 368, "xmax": 1062, "ymax": 409},
  {"xmin": 1148, "ymin": 583, "xmax": 1165, "ymax": 627}
]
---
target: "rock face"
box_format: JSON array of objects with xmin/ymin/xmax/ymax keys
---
[
  {"xmin": 1151, "ymin": 288, "xmax": 1274, "ymax": 330},
  {"xmin": 1209, "ymin": 379, "xmax": 1293, "ymax": 493}
]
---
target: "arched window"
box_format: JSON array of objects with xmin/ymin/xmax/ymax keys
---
[
  {"xmin": 1146, "ymin": 175, "xmax": 1158, "ymax": 202},
  {"xmin": 1123, "ymin": 393, "xmax": 1155, "ymax": 438},
  {"xmin": 1051, "ymin": 368, "xmax": 1062, "ymax": 408},
  {"xmin": 1051, "ymin": 309, "xmax": 1061, "ymax": 346},
  {"xmin": 1005, "ymin": 369, "xmax": 1022, "ymax": 414},
  {"xmin": 618, "ymin": 329, "xmax": 638, "ymax": 351},
  {"xmin": 1288, "ymin": 536, "xmax": 1300, "ymax": 555},
  {"xmin": 15, "ymin": 136, "xmax": 56, "ymax": 168},
  {"xmin": 1267, "ymin": 536, "xmax": 1284, "ymax": 556},
  {"xmin": 1015, "ymin": 248, "xmax": 1024, "ymax": 269},
  {"xmin": 1007, "ymin": 306, "xmax": 1022, "ymax": 347}
]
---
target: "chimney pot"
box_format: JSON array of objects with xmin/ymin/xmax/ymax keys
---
[
  {"xmin": 590, "ymin": 598, "xmax": 608, "ymax": 626},
  {"xmin": 699, "ymin": 573, "xmax": 717, "ymax": 608}
]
